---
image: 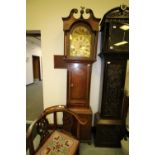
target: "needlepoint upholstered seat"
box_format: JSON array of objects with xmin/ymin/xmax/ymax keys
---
[{"xmin": 26, "ymin": 105, "xmax": 87, "ymax": 155}]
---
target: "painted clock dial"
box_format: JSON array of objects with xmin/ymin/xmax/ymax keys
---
[{"xmin": 69, "ymin": 26, "xmax": 91, "ymax": 58}]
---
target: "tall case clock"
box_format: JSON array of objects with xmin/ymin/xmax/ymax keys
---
[
  {"xmin": 94, "ymin": 5, "xmax": 129, "ymax": 147},
  {"xmin": 54, "ymin": 7, "xmax": 100, "ymax": 141}
]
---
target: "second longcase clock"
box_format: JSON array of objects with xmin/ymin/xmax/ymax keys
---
[{"xmin": 94, "ymin": 5, "xmax": 129, "ymax": 147}]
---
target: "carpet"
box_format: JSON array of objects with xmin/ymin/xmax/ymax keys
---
[{"xmin": 26, "ymin": 81, "xmax": 43, "ymax": 121}]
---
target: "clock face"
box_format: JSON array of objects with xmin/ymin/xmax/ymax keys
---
[{"xmin": 69, "ymin": 26, "xmax": 91, "ymax": 58}]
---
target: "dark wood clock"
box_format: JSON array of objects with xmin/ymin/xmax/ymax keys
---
[
  {"xmin": 94, "ymin": 5, "xmax": 129, "ymax": 147},
  {"xmin": 54, "ymin": 7, "xmax": 100, "ymax": 142}
]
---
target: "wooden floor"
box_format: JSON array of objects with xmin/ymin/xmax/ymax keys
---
[{"xmin": 26, "ymin": 81, "xmax": 43, "ymax": 121}]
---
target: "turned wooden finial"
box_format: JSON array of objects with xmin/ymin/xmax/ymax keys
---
[{"xmin": 80, "ymin": 6, "xmax": 85, "ymax": 18}]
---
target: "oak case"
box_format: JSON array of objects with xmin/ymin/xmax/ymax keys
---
[{"xmin": 62, "ymin": 8, "xmax": 100, "ymax": 141}]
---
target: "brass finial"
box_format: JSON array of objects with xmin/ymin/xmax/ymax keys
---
[
  {"xmin": 80, "ymin": 6, "xmax": 85, "ymax": 11},
  {"xmin": 120, "ymin": 4, "xmax": 127, "ymax": 10},
  {"xmin": 80, "ymin": 6, "xmax": 85, "ymax": 18}
]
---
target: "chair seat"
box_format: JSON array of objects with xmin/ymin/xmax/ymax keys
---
[{"xmin": 35, "ymin": 130, "xmax": 79, "ymax": 155}]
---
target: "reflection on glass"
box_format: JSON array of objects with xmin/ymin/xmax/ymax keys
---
[
  {"xmin": 120, "ymin": 24, "xmax": 129, "ymax": 31},
  {"xmin": 109, "ymin": 23, "xmax": 129, "ymax": 51},
  {"xmin": 114, "ymin": 41, "xmax": 128, "ymax": 46}
]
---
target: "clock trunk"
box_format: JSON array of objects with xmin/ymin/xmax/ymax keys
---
[{"xmin": 67, "ymin": 63, "xmax": 92, "ymax": 108}]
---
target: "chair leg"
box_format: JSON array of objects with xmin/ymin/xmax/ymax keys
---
[{"xmin": 75, "ymin": 146, "xmax": 79, "ymax": 155}]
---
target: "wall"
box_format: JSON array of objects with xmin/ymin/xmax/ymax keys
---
[
  {"xmin": 26, "ymin": 0, "xmax": 129, "ymax": 115},
  {"xmin": 26, "ymin": 36, "xmax": 42, "ymax": 85},
  {"xmin": 125, "ymin": 60, "xmax": 129, "ymax": 96}
]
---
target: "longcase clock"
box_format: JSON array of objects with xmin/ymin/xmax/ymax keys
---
[
  {"xmin": 61, "ymin": 7, "xmax": 100, "ymax": 141},
  {"xmin": 94, "ymin": 5, "xmax": 129, "ymax": 147}
]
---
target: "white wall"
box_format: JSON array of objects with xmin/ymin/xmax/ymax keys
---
[
  {"xmin": 26, "ymin": 0, "xmax": 129, "ymax": 115},
  {"xmin": 26, "ymin": 36, "xmax": 42, "ymax": 85},
  {"xmin": 125, "ymin": 60, "xmax": 129, "ymax": 96}
]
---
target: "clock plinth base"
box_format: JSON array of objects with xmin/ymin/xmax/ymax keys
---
[
  {"xmin": 68, "ymin": 107, "xmax": 92, "ymax": 143},
  {"xmin": 94, "ymin": 112, "xmax": 124, "ymax": 147}
]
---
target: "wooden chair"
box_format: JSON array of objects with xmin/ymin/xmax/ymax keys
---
[{"xmin": 26, "ymin": 105, "xmax": 87, "ymax": 155}]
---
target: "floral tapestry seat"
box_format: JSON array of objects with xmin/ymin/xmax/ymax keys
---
[{"xmin": 35, "ymin": 130, "xmax": 79, "ymax": 155}]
